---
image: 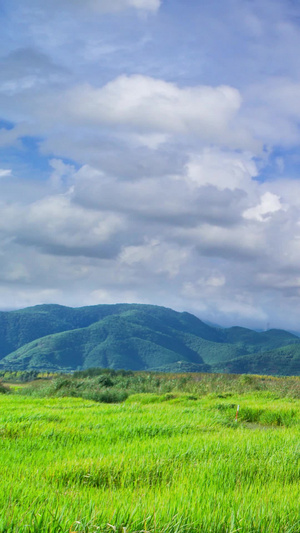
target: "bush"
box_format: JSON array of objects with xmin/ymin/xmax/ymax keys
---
[
  {"xmin": 0, "ymin": 382, "xmax": 9, "ymax": 394},
  {"xmin": 97, "ymin": 375, "xmax": 114, "ymax": 387},
  {"xmin": 53, "ymin": 378, "xmax": 74, "ymax": 391},
  {"xmin": 83, "ymin": 390, "xmax": 128, "ymax": 403}
]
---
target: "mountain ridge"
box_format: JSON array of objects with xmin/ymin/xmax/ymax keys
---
[{"xmin": 0, "ymin": 303, "xmax": 299, "ymax": 375}]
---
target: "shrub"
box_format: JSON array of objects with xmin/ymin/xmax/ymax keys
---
[
  {"xmin": 83, "ymin": 390, "xmax": 128, "ymax": 403},
  {"xmin": 97, "ymin": 375, "xmax": 114, "ymax": 387},
  {"xmin": 0, "ymin": 382, "xmax": 9, "ymax": 394}
]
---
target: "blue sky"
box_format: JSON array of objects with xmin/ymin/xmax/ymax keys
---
[{"xmin": 1, "ymin": 0, "xmax": 300, "ymax": 329}]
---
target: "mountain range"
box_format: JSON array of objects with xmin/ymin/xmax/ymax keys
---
[{"xmin": 0, "ymin": 303, "xmax": 299, "ymax": 376}]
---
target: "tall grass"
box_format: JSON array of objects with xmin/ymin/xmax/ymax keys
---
[
  {"xmin": 0, "ymin": 380, "xmax": 299, "ymax": 532},
  {"xmin": 14, "ymin": 370, "xmax": 300, "ymax": 402}
]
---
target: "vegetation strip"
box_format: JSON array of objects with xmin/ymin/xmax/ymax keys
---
[{"xmin": 0, "ymin": 371, "xmax": 299, "ymax": 532}]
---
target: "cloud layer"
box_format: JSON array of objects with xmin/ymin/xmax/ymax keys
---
[{"xmin": 1, "ymin": 0, "xmax": 300, "ymax": 329}]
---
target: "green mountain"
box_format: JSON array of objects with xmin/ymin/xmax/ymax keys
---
[
  {"xmin": 214, "ymin": 343, "xmax": 300, "ymax": 376},
  {"xmin": 0, "ymin": 303, "xmax": 299, "ymax": 375},
  {"xmin": 221, "ymin": 326, "xmax": 300, "ymax": 352}
]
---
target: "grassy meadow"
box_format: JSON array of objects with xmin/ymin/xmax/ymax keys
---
[{"xmin": 0, "ymin": 372, "xmax": 299, "ymax": 533}]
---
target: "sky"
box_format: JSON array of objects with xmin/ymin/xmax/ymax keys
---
[{"xmin": 2, "ymin": 0, "xmax": 300, "ymax": 329}]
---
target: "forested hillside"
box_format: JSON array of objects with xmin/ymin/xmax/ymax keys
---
[{"xmin": 0, "ymin": 304, "xmax": 299, "ymax": 375}]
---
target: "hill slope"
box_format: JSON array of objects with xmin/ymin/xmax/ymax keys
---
[
  {"xmin": 214, "ymin": 343, "xmax": 300, "ymax": 376},
  {"xmin": 0, "ymin": 303, "xmax": 226, "ymax": 359},
  {"xmin": 0, "ymin": 311, "xmax": 231, "ymax": 372},
  {"xmin": 0, "ymin": 303, "xmax": 299, "ymax": 375}
]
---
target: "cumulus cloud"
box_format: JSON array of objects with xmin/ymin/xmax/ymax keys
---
[
  {"xmin": 70, "ymin": 154, "xmax": 250, "ymax": 228},
  {"xmin": 1, "ymin": 151, "xmax": 300, "ymax": 328},
  {"xmin": 243, "ymin": 192, "xmax": 283, "ymax": 221},
  {"xmin": 60, "ymin": 76, "xmax": 241, "ymax": 137},
  {"xmin": 185, "ymin": 149, "xmax": 258, "ymax": 191},
  {"xmin": 2, "ymin": 0, "xmax": 300, "ymax": 330},
  {"xmin": 2, "ymin": 141, "xmax": 300, "ymax": 326},
  {"xmin": 7, "ymin": 75, "xmax": 245, "ymax": 157},
  {"xmin": 0, "ymin": 195, "xmax": 126, "ymax": 258},
  {"xmin": 0, "ymin": 74, "xmax": 255, "ymax": 167}
]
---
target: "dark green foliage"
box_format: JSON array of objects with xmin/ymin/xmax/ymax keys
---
[
  {"xmin": 222, "ymin": 327, "xmax": 300, "ymax": 352},
  {"xmin": 0, "ymin": 307, "xmax": 212, "ymax": 371},
  {"xmin": 0, "ymin": 381, "xmax": 9, "ymax": 394},
  {"xmin": 0, "ymin": 303, "xmax": 299, "ymax": 375},
  {"xmin": 82, "ymin": 389, "xmax": 128, "ymax": 403},
  {"xmin": 73, "ymin": 367, "xmax": 133, "ymax": 378},
  {"xmin": 215, "ymin": 343, "xmax": 300, "ymax": 376},
  {"xmin": 97, "ymin": 375, "xmax": 114, "ymax": 387}
]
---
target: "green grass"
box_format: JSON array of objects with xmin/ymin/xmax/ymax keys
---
[{"xmin": 0, "ymin": 375, "xmax": 299, "ymax": 533}]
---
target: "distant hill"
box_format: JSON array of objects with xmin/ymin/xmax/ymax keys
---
[
  {"xmin": 0, "ymin": 303, "xmax": 299, "ymax": 375},
  {"xmin": 214, "ymin": 343, "xmax": 300, "ymax": 376}
]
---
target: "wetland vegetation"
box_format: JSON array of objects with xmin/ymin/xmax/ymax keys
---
[{"xmin": 0, "ymin": 371, "xmax": 299, "ymax": 532}]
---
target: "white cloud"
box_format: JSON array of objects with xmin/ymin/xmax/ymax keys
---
[
  {"xmin": 1, "ymin": 153, "xmax": 300, "ymax": 328},
  {"xmin": 182, "ymin": 274, "xmax": 226, "ymax": 298},
  {"xmin": 70, "ymin": 155, "xmax": 249, "ymax": 227},
  {"xmin": 92, "ymin": 0, "xmax": 161, "ymax": 12},
  {"xmin": 185, "ymin": 149, "xmax": 258, "ymax": 190},
  {"xmin": 0, "ymin": 194, "xmax": 126, "ymax": 258},
  {"xmin": 129, "ymin": 133, "xmax": 169, "ymax": 149},
  {"xmin": 119, "ymin": 239, "xmax": 188, "ymax": 278},
  {"xmin": 3, "ymin": 0, "xmax": 300, "ymax": 331},
  {"xmin": 0, "ymin": 169, "xmax": 12, "ymax": 178},
  {"xmin": 64, "ymin": 0, "xmax": 161, "ymax": 13},
  {"xmin": 1, "ymin": 147, "xmax": 300, "ymax": 328},
  {"xmin": 0, "ymin": 75, "xmax": 255, "ymax": 165},
  {"xmin": 11, "ymin": 0, "xmax": 161, "ymax": 14},
  {"xmin": 45, "ymin": 75, "xmax": 242, "ymax": 143},
  {"xmin": 243, "ymin": 191, "xmax": 283, "ymax": 221}
]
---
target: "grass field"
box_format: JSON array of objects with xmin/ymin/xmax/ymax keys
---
[{"xmin": 0, "ymin": 374, "xmax": 299, "ymax": 533}]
